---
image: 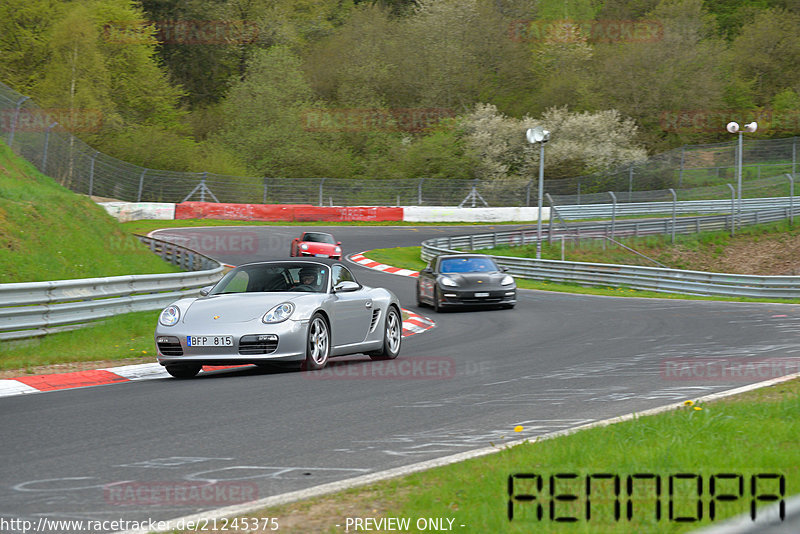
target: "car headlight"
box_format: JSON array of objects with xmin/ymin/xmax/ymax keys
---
[
  {"xmin": 501, "ymin": 275, "xmax": 515, "ymax": 286},
  {"xmin": 263, "ymin": 302, "xmax": 295, "ymax": 324},
  {"xmin": 334, "ymin": 246, "xmax": 341, "ymax": 253},
  {"xmin": 440, "ymin": 276, "xmax": 458, "ymax": 287},
  {"xmin": 300, "ymin": 243, "xmax": 308, "ymax": 250},
  {"xmin": 159, "ymin": 305, "xmax": 180, "ymax": 326}
]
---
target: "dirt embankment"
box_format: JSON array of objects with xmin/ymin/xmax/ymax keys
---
[{"xmin": 663, "ymin": 232, "xmax": 800, "ymax": 275}]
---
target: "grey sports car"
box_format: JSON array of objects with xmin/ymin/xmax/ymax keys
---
[
  {"xmin": 155, "ymin": 259, "xmax": 402, "ymax": 378},
  {"xmin": 416, "ymin": 253, "xmax": 516, "ymax": 311}
]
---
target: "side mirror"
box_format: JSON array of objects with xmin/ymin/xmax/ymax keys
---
[
  {"xmin": 500, "ymin": 266, "xmax": 509, "ymax": 272},
  {"xmin": 336, "ymin": 241, "xmax": 341, "ymax": 246},
  {"xmin": 333, "ymin": 281, "xmax": 360, "ymax": 293},
  {"xmin": 422, "ymin": 268, "xmax": 432, "ymax": 274},
  {"xmin": 199, "ymin": 285, "xmax": 213, "ymax": 296}
]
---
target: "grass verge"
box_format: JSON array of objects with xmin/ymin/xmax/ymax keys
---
[
  {"xmin": 0, "ymin": 143, "xmax": 181, "ymax": 283},
  {"xmin": 0, "ymin": 310, "xmax": 159, "ymax": 372},
  {"xmin": 176, "ymin": 377, "xmax": 800, "ymax": 533}
]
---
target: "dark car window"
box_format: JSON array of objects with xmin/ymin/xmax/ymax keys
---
[
  {"xmin": 302, "ymin": 232, "xmax": 335, "ymax": 244},
  {"xmin": 210, "ymin": 263, "xmax": 328, "ymax": 294},
  {"xmin": 439, "ymin": 257, "xmax": 499, "ymax": 274},
  {"xmin": 331, "ymin": 264, "xmax": 357, "ymax": 287}
]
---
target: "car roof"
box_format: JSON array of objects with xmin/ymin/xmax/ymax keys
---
[
  {"xmin": 237, "ymin": 258, "xmax": 345, "ymax": 268},
  {"xmin": 436, "ymin": 253, "xmax": 492, "ymax": 261},
  {"xmin": 301, "ymin": 231, "xmax": 334, "ymax": 237}
]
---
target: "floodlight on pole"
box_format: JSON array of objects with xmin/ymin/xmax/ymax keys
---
[
  {"xmin": 526, "ymin": 127, "xmax": 550, "ymax": 259},
  {"xmin": 726, "ymin": 121, "xmax": 757, "ymax": 230}
]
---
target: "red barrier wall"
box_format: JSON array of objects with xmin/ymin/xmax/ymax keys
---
[{"xmin": 175, "ymin": 202, "xmax": 404, "ymax": 222}]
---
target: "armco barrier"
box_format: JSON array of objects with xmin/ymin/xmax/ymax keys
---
[
  {"xmin": 421, "ymin": 207, "xmax": 800, "ymax": 299},
  {"xmin": 403, "ymin": 206, "xmax": 549, "ymax": 222},
  {"xmin": 100, "ymin": 202, "xmax": 175, "ymax": 222},
  {"xmin": 175, "ymin": 202, "xmax": 308, "ymax": 221},
  {"xmin": 0, "ymin": 235, "xmax": 224, "ymax": 341},
  {"xmin": 173, "ymin": 202, "xmax": 404, "ymax": 222}
]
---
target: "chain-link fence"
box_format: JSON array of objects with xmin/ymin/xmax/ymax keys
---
[{"xmin": 2, "ymin": 80, "xmax": 798, "ymax": 207}]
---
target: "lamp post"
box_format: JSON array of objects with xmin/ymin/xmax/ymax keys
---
[
  {"xmin": 726, "ymin": 121, "xmax": 757, "ymax": 230},
  {"xmin": 526, "ymin": 127, "xmax": 550, "ymax": 259}
]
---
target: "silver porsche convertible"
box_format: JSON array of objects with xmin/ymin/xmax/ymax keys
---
[{"xmin": 154, "ymin": 259, "xmax": 402, "ymax": 378}]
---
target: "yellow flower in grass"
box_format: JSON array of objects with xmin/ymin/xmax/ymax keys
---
[
  {"xmin": 683, "ymin": 400, "xmax": 694, "ymax": 406},
  {"xmin": 694, "ymin": 407, "xmax": 702, "ymax": 411}
]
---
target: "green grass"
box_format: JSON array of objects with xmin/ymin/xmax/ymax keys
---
[
  {"xmin": 203, "ymin": 378, "xmax": 800, "ymax": 534},
  {"xmin": 0, "ymin": 310, "xmax": 159, "ymax": 371},
  {"xmin": 122, "ymin": 219, "xmax": 533, "ymax": 234},
  {"xmin": 0, "ymin": 143, "xmax": 181, "ymax": 283}
]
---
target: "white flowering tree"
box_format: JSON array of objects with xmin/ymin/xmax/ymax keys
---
[{"xmin": 460, "ymin": 103, "xmax": 648, "ymax": 184}]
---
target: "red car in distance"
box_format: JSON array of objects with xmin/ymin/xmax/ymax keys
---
[{"xmin": 290, "ymin": 232, "xmax": 342, "ymax": 259}]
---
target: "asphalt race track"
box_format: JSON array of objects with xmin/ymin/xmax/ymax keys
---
[{"xmin": 2, "ymin": 224, "xmax": 799, "ymax": 532}]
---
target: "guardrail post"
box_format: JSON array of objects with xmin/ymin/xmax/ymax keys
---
[
  {"xmin": 137, "ymin": 169, "xmax": 147, "ymax": 202},
  {"xmin": 493, "ymin": 232, "xmax": 497, "ymax": 248},
  {"xmin": 418, "ymin": 178, "xmax": 424, "ymax": 205},
  {"xmin": 7, "ymin": 96, "xmax": 30, "ymax": 147},
  {"xmin": 608, "ymin": 191, "xmax": 617, "ymax": 242},
  {"xmin": 41, "ymin": 121, "xmax": 58, "ymax": 173},
  {"xmin": 88, "ymin": 151, "xmax": 98, "ymax": 197},
  {"xmin": 669, "ymin": 188, "xmax": 677, "ymax": 244},
  {"xmin": 726, "ymin": 183, "xmax": 735, "ymax": 237},
  {"xmin": 786, "ymin": 173, "xmax": 795, "ymax": 226},
  {"xmin": 628, "ymin": 164, "xmax": 634, "ymax": 201}
]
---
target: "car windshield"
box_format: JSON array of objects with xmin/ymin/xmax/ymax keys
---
[
  {"xmin": 209, "ymin": 263, "xmax": 329, "ymax": 294},
  {"xmin": 439, "ymin": 257, "xmax": 499, "ymax": 273},
  {"xmin": 302, "ymin": 232, "xmax": 335, "ymax": 244}
]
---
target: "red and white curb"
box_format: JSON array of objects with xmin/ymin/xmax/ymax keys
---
[
  {"xmin": 348, "ymin": 252, "xmax": 419, "ymax": 277},
  {"xmin": 0, "ymin": 310, "xmax": 433, "ymax": 399}
]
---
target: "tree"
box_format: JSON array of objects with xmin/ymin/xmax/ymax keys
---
[{"xmin": 730, "ymin": 8, "xmax": 800, "ymax": 106}]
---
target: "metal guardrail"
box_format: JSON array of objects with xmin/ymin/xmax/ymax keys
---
[
  {"xmin": 421, "ymin": 207, "xmax": 800, "ymax": 299},
  {"xmin": 0, "ymin": 235, "xmax": 224, "ymax": 341},
  {"xmin": 556, "ymin": 195, "xmax": 796, "ymax": 219}
]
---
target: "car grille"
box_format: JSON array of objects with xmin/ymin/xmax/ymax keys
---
[
  {"xmin": 156, "ymin": 336, "xmax": 183, "ymax": 356},
  {"xmin": 239, "ymin": 334, "xmax": 279, "ymax": 355},
  {"xmin": 369, "ymin": 309, "xmax": 381, "ymax": 332}
]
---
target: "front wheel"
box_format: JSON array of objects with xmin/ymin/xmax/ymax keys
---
[
  {"xmin": 433, "ymin": 286, "xmax": 444, "ymax": 313},
  {"xmin": 369, "ymin": 306, "xmax": 402, "ymax": 360},
  {"xmin": 302, "ymin": 313, "xmax": 330, "ymax": 371},
  {"xmin": 165, "ymin": 364, "xmax": 201, "ymax": 378}
]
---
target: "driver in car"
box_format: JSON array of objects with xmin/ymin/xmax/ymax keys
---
[{"xmin": 292, "ymin": 267, "xmax": 320, "ymax": 291}]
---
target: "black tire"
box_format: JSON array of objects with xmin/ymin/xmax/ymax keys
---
[
  {"xmin": 301, "ymin": 313, "xmax": 330, "ymax": 371},
  {"xmin": 369, "ymin": 306, "xmax": 402, "ymax": 361},
  {"xmin": 165, "ymin": 364, "xmax": 201, "ymax": 379},
  {"xmin": 433, "ymin": 286, "xmax": 443, "ymax": 313},
  {"xmin": 416, "ymin": 281, "xmax": 427, "ymax": 307}
]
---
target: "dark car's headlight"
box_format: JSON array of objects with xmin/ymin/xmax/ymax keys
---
[
  {"xmin": 501, "ymin": 275, "xmax": 515, "ymax": 286},
  {"xmin": 159, "ymin": 305, "xmax": 180, "ymax": 326},
  {"xmin": 263, "ymin": 302, "xmax": 295, "ymax": 324},
  {"xmin": 440, "ymin": 276, "xmax": 458, "ymax": 287}
]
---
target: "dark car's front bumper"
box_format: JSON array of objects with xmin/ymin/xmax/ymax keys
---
[{"xmin": 438, "ymin": 287, "xmax": 516, "ymax": 307}]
